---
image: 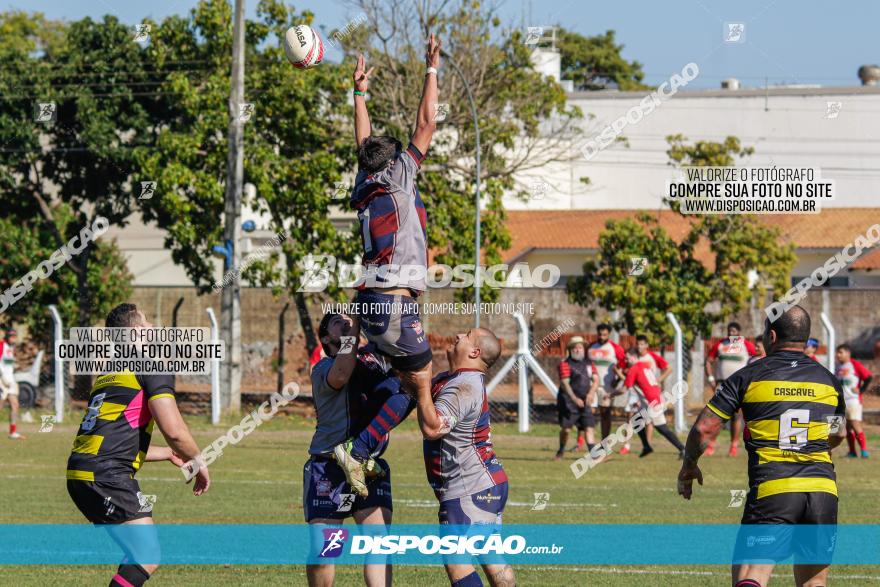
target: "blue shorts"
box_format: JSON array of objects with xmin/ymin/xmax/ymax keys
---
[
  {"xmin": 303, "ymin": 456, "xmax": 392, "ymax": 522},
  {"xmin": 438, "ymin": 483, "xmax": 508, "ymax": 526},
  {"xmin": 356, "ymin": 290, "xmax": 432, "ymax": 371}
]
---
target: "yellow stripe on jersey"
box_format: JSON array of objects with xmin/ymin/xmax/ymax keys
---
[
  {"xmin": 93, "ymin": 371, "xmax": 141, "ymax": 392},
  {"xmin": 706, "ymin": 402, "xmax": 731, "ymax": 420},
  {"xmin": 71, "ymin": 434, "xmax": 104, "ymax": 455},
  {"xmin": 755, "ymin": 446, "xmax": 832, "ymax": 465},
  {"xmin": 66, "ymin": 469, "xmax": 95, "ymax": 481},
  {"xmin": 132, "ymin": 450, "xmax": 147, "ymax": 471},
  {"xmin": 97, "ymin": 401, "xmax": 127, "ymax": 421},
  {"xmin": 148, "ymin": 393, "xmax": 175, "ymax": 401},
  {"xmin": 743, "ymin": 380, "xmax": 838, "ymax": 406},
  {"xmin": 757, "ymin": 477, "xmax": 837, "ymax": 499},
  {"xmin": 747, "ymin": 419, "xmax": 831, "ymax": 442}
]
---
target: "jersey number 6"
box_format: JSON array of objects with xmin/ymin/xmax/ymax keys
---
[{"xmin": 779, "ymin": 408, "xmax": 810, "ymax": 450}]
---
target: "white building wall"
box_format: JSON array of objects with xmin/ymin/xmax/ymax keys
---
[{"xmin": 505, "ymin": 87, "xmax": 880, "ymax": 210}]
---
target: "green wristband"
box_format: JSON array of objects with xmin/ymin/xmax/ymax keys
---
[{"xmin": 353, "ymin": 90, "xmax": 366, "ymax": 96}]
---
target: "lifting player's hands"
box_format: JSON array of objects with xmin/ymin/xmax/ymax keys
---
[
  {"xmin": 425, "ymin": 32, "xmax": 441, "ymax": 69},
  {"xmin": 677, "ymin": 462, "xmax": 703, "ymax": 500},
  {"xmin": 353, "ymin": 53, "xmax": 374, "ymax": 93}
]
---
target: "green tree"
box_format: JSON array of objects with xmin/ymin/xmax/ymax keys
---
[
  {"xmin": 556, "ymin": 28, "xmax": 650, "ymax": 91},
  {"xmin": 0, "ymin": 11, "xmax": 135, "ymax": 342},
  {"xmin": 134, "ymin": 0, "xmax": 354, "ymax": 354}
]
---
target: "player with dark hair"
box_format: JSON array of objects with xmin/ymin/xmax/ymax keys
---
[
  {"xmin": 415, "ymin": 328, "xmax": 515, "ymax": 587},
  {"xmin": 705, "ymin": 321, "xmax": 757, "ymax": 457},
  {"xmin": 588, "ymin": 323, "xmax": 626, "ymax": 444},
  {"xmin": 835, "ymin": 343, "xmax": 870, "ymax": 458},
  {"xmin": 66, "ymin": 303, "xmax": 210, "ymax": 587},
  {"xmin": 333, "ymin": 34, "xmax": 442, "ymax": 489},
  {"xmin": 679, "ymin": 305, "xmax": 846, "ymax": 587},
  {"xmin": 306, "ymin": 312, "xmax": 413, "ymax": 585},
  {"xmin": 623, "ymin": 347, "xmax": 684, "ymax": 458}
]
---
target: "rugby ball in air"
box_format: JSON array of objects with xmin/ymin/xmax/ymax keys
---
[{"xmin": 283, "ymin": 25, "xmax": 324, "ymax": 69}]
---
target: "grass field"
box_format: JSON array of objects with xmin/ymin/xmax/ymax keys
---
[{"xmin": 1, "ymin": 409, "xmax": 878, "ymax": 586}]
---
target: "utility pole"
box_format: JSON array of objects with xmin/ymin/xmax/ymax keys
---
[{"xmin": 220, "ymin": 0, "xmax": 245, "ymax": 414}]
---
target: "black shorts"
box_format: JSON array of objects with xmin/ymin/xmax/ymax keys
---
[
  {"xmin": 557, "ymin": 399, "xmax": 595, "ymax": 429},
  {"xmin": 67, "ymin": 476, "xmax": 153, "ymax": 524},
  {"xmin": 735, "ymin": 491, "xmax": 838, "ymax": 565}
]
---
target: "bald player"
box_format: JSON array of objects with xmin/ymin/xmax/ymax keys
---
[
  {"xmin": 415, "ymin": 328, "xmax": 515, "ymax": 587},
  {"xmin": 679, "ymin": 305, "xmax": 846, "ymax": 587}
]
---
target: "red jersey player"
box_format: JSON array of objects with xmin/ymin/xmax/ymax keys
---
[
  {"xmin": 704, "ymin": 322, "xmax": 757, "ymax": 457},
  {"xmin": 623, "ymin": 348, "xmax": 684, "ymax": 458}
]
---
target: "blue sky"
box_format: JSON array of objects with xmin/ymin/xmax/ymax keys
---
[{"xmin": 12, "ymin": 0, "xmax": 880, "ymax": 89}]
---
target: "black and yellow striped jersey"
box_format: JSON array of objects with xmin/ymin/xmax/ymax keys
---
[
  {"xmin": 706, "ymin": 350, "xmax": 845, "ymax": 500},
  {"xmin": 66, "ymin": 371, "xmax": 175, "ymax": 482}
]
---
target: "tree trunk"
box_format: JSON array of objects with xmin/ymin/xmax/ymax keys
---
[{"xmin": 295, "ymin": 291, "xmax": 317, "ymax": 357}]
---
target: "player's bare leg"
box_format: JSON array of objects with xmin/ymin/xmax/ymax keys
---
[
  {"xmin": 307, "ymin": 518, "xmax": 338, "ymax": 587},
  {"xmin": 8, "ymin": 394, "xmax": 22, "ymax": 439},
  {"xmin": 846, "ymin": 419, "xmax": 868, "ymax": 457},
  {"xmin": 105, "ymin": 516, "xmax": 160, "ymax": 585},
  {"xmin": 793, "ymin": 563, "xmax": 830, "ymax": 587},
  {"xmin": 599, "ymin": 406, "xmax": 612, "ymax": 438},
  {"xmin": 585, "ymin": 426, "xmax": 596, "ymax": 448},
  {"xmin": 354, "ymin": 506, "xmax": 392, "ymax": 587},
  {"xmin": 482, "ymin": 563, "xmax": 516, "ymax": 586},
  {"xmin": 556, "ymin": 427, "xmax": 570, "ymax": 459},
  {"xmin": 732, "ymin": 563, "xmax": 773, "ymax": 587}
]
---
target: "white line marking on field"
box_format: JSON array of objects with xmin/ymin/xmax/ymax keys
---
[
  {"xmin": 394, "ymin": 499, "xmax": 619, "ymax": 509},
  {"xmin": 531, "ymin": 567, "xmax": 880, "ymax": 581}
]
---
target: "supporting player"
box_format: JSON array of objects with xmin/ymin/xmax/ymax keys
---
[
  {"xmin": 344, "ymin": 34, "xmax": 440, "ymax": 392},
  {"xmin": 556, "ymin": 336, "xmax": 598, "ymax": 458},
  {"xmin": 414, "ymin": 328, "xmax": 515, "ymax": 587},
  {"xmin": 623, "ymin": 348, "xmax": 684, "ymax": 458},
  {"xmin": 587, "ymin": 323, "xmax": 626, "ymax": 448},
  {"xmin": 704, "ymin": 322, "xmax": 757, "ymax": 457},
  {"xmin": 0, "ymin": 327, "xmax": 22, "ymax": 439},
  {"xmin": 679, "ymin": 305, "xmax": 846, "ymax": 587},
  {"xmin": 66, "ymin": 303, "xmax": 210, "ymax": 587},
  {"xmin": 306, "ymin": 312, "xmax": 408, "ymax": 586},
  {"xmin": 835, "ymin": 344, "xmax": 870, "ymax": 458}
]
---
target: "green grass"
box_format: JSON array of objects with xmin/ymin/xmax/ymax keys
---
[{"xmin": 1, "ymin": 410, "xmax": 878, "ymax": 586}]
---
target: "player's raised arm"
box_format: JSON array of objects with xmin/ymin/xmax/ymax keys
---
[
  {"xmin": 410, "ymin": 33, "xmax": 441, "ymax": 155},
  {"xmin": 353, "ymin": 54, "xmax": 374, "ymax": 147},
  {"xmin": 326, "ymin": 315, "xmax": 361, "ymax": 390}
]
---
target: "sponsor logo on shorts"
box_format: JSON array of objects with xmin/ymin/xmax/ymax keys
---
[
  {"xmin": 475, "ymin": 492, "xmax": 502, "ymax": 503},
  {"xmin": 316, "ymin": 479, "xmax": 332, "ymax": 497}
]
